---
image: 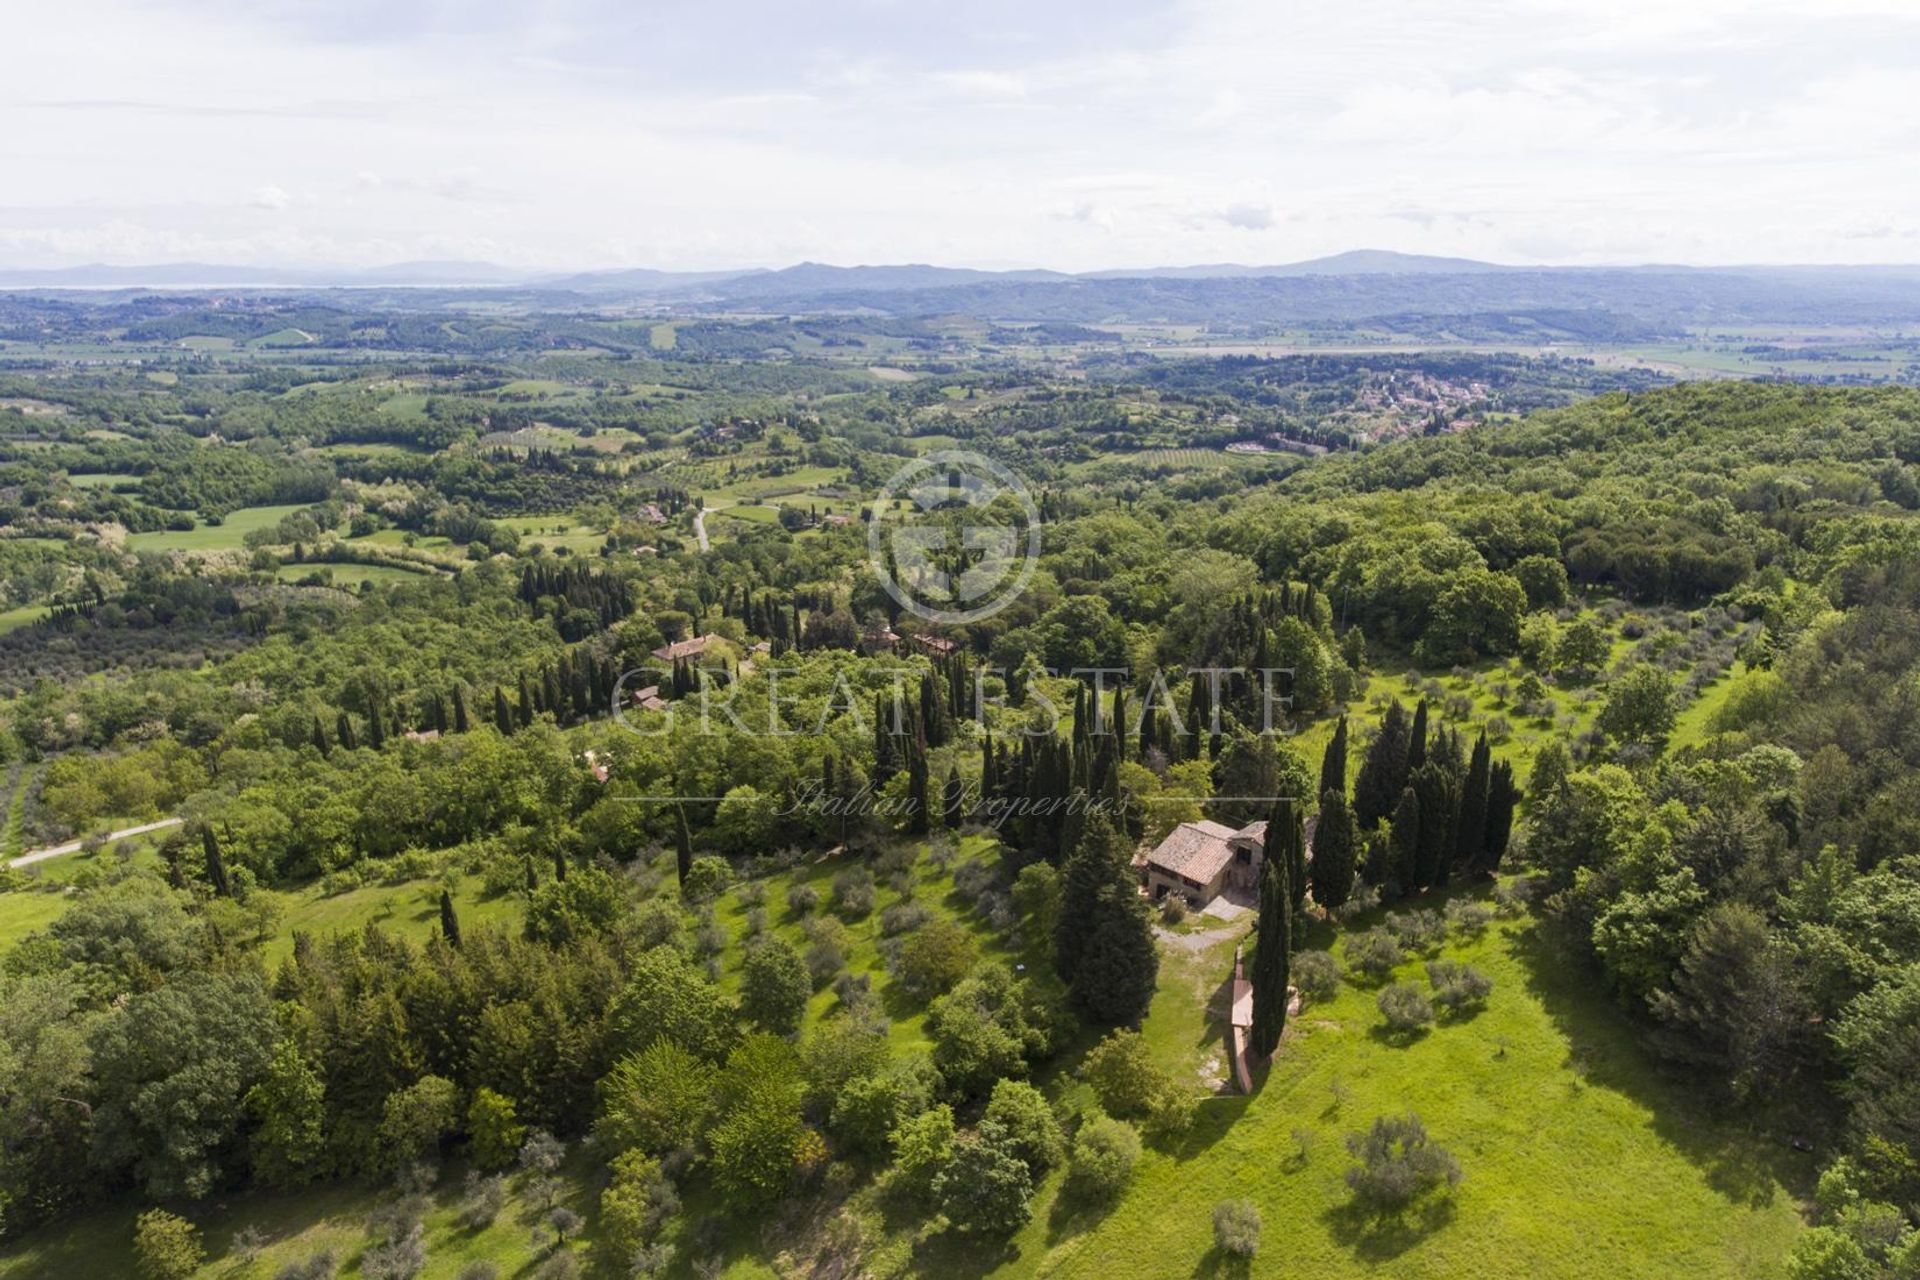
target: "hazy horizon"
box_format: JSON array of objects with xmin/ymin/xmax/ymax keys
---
[{"xmin": 10, "ymin": 0, "xmax": 1920, "ymax": 273}]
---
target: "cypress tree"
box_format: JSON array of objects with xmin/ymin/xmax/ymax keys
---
[
  {"xmin": 1407, "ymin": 700, "xmax": 1430, "ymax": 774},
  {"xmin": 674, "ymin": 804, "xmax": 693, "ymax": 885},
  {"xmin": 311, "ymin": 715, "xmax": 330, "ymax": 758},
  {"xmin": 553, "ymin": 850, "xmax": 567, "ymax": 883},
  {"xmin": 524, "ymin": 859, "xmax": 539, "ymax": 893},
  {"xmin": 517, "ymin": 672, "xmax": 535, "ymax": 728},
  {"xmin": 1389, "ymin": 786, "xmax": 1421, "ymax": 896},
  {"xmin": 943, "ymin": 766, "xmax": 965, "ymax": 830},
  {"xmin": 1250, "ymin": 820, "xmax": 1292, "ymax": 1059},
  {"xmin": 1411, "ymin": 762, "xmax": 1455, "ymax": 892},
  {"xmin": 202, "ymin": 826, "xmax": 231, "ymax": 898},
  {"xmin": 1063, "ymin": 813, "xmax": 1158, "ymax": 1026},
  {"xmin": 1310, "ymin": 788, "xmax": 1357, "ymax": 913},
  {"xmin": 439, "ymin": 889, "xmax": 462, "ymax": 948},
  {"xmin": 907, "ymin": 746, "xmax": 930, "ymax": 836},
  {"xmin": 1482, "ymin": 761, "xmax": 1519, "ymax": 876},
  {"xmin": 1352, "ymin": 701, "xmax": 1410, "ymax": 828},
  {"xmin": 1319, "ymin": 715, "xmax": 1348, "ymax": 802},
  {"xmin": 493, "ymin": 686, "xmax": 515, "ymax": 736},
  {"xmin": 366, "ymin": 698, "xmax": 386, "ymax": 750},
  {"xmin": 336, "ymin": 710, "xmax": 358, "ymax": 752},
  {"xmin": 1454, "ymin": 732, "xmax": 1491, "ymax": 879},
  {"xmin": 452, "ymin": 684, "xmax": 470, "ymax": 734},
  {"xmin": 1057, "ymin": 810, "xmax": 1131, "ymax": 983}
]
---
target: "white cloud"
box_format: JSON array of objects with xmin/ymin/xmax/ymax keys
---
[
  {"xmin": 4, "ymin": 0, "xmax": 1920, "ymax": 270},
  {"xmin": 1219, "ymin": 203, "xmax": 1274, "ymax": 231}
]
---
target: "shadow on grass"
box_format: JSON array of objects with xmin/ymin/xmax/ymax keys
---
[
  {"xmin": 910, "ymin": 1228, "xmax": 1023, "ymax": 1279},
  {"xmin": 1189, "ymin": 1243, "xmax": 1253, "ymax": 1279},
  {"xmin": 1045, "ymin": 1179, "xmax": 1121, "ymax": 1245},
  {"xmin": 1504, "ymin": 918, "xmax": 1816, "ymax": 1210},
  {"xmin": 1320, "ymin": 1193, "xmax": 1458, "ymax": 1263}
]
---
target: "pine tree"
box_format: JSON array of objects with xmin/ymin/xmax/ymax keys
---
[
  {"xmin": 1319, "ymin": 715, "xmax": 1348, "ymax": 802},
  {"xmin": 1310, "ymin": 788, "xmax": 1357, "ymax": 913},
  {"xmin": 1250, "ymin": 821, "xmax": 1292, "ymax": 1059},
  {"xmin": 1389, "ymin": 786, "xmax": 1421, "ymax": 896},
  {"xmin": 202, "ymin": 826, "xmax": 231, "ymax": 898},
  {"xmin": 439, "ymin": 889, "xmax": 462, "ymax": 948},
  {"xmin": 1454, "ymin": 732, "xmax": 1491, "ymax": 880},
  {"xmin": 1352, "ymin": 701, "xmax": 1410, "ymax": 828},
  {"xmin": 675, "ymin": 804, "xmax": 693, "ymax": 885}
]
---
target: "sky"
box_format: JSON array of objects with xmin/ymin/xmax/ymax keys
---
[{"xmin": 6, "ymin": 0, "xmax": 1920, "ymax": 273}]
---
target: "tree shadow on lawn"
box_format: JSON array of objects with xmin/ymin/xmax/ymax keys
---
[
  {"xmin": 1189, "ymin": 1243, "xmax": 1254, "ymax": 1279},
  {"xmin": 1045, "ymin": 1179, "xmax": 1120, "ymax": 1245},
  {"xmin": 1504, "ymin": 920, "xmax": 1814, "ymax": 1210},
  {"xmin": 1320, "ymin": 1193, "xmax": 1458, "ymax": 1263}
]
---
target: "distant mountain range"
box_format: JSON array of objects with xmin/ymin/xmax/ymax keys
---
[
  {"xmin": 8, "ymin": 251, "xmax": 1920, "ymax": 330},
  {"xmin": 0, "ymin": 250, "xmax": 1675, "ymax": 292}
]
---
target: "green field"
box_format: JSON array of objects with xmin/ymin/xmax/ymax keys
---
[
  {"xmin": 273, "ymin": 562, "xmax": 438, "ymax": 589},
  {"xmin": 126, "ymin": 504, "xmax": 310, "ymax": 553},
  {"xmin": 63, "ymin": 471, "xmax": 138, "ymax": 489},
  {"xmin": 986, "ymin": 895, "xmax": 1805, "ymax": 1280},
  {"xmin": 0, "ymin": 604, "xmax": 50, "ymax": 635}
]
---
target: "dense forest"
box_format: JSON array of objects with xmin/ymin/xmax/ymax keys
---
[{"xmin": 1, "ymin": 310, "xmax": 1917, "ymax": 1279}]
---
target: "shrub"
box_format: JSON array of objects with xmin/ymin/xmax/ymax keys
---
[
  {"xmin": 1344, "ymin": 928, "xmax": 1405, "ymax": 983},
  {"xmin": 274, "ymin": 1252, "xmax": 338, "ymax": 1280},
  {"xmin": 802, "ymin": 916, "xmax": 851, "ymax": 988},
  {"xmin": 832, "ymin": 867, "xmax": 876, "ymax": 918},
  {"xmin": 681, "ymin": 856, "xmax": 732, "ymax": 902},
  {"xmin": 1068, "ymin": 1114, "xmax": 1142, "ymax": 1201},
  {"xmin": 891, "ymin": 915, "xmax": 977, "ymax": 1001},
  {"xmin": 740, "ymin": 939, "xmax": 811, "ymax": 1034},
  {"xmin": 880, "ymin": 900, "xmax": 933, "ymax": 937},
  {"xmin": 1426, "ymin": 960, "xmax": 1493, "ymax": 1017},
  {"xmin": 1292, "ymin": 950, "xmax": 1341, "ymax": 1004},
  {"xmin": 456, "ymin": 1172, "xmax": 507, "ymax": 1229},
  {"xmin": 134, "ymin": 1210, "xmax": 204, "ymax": 1280},
  {"xmin": 1376, "ymin": 983, "xmax": 1434, "ymax": 1035},
  {"xmin": 1443, "ymin": 899, "xmax": 1494, "ymax": 938},
  {"xmin": 983, "ymin": 1079, "xmax": 1066, "ymax": 1177},
  {"xmin": 1212, "ymin": 1198, "xmax": 1262, "ymax": 1258},
  {"xmin": 1385, "ymin": 909, "xmax": 1445, "ymax": 954},
  {"xmin": 1160, "ymin": 896, "xmax": 1188, "ymax": 924},
  {"xmin": 1344, "ymin": 1114, "xmax": 1461, "ymax": 1212},
  {"xmin": 1081, "ymin": 1029, "xmax": 1163, "ymax": 1119},
  {"xmin": 786, "ymin": 883, "xmax": 820, "ymax": 917},
  {"xmin": 951, "ymin": 858, "xmax": 995, "ymax": 901}
]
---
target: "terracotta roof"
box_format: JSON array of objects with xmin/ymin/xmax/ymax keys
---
[
  {"xmin": 1144, "ymin": 819, "xmax": 1240, "ymax": 885},
  {"xmin": 651, "ymin": 632, "xmax": 721, "ymax": 662}
]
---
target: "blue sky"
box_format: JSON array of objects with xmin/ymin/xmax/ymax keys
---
[{"xmin": 6, "ymin": 0, "xmax": 1920, "ymax": 270}]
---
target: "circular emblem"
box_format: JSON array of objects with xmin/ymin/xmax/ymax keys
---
[{"xmin": 869, "ymin": 450, "xmax": 1041, "ymax": 624}]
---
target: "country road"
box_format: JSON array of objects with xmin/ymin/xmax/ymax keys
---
[
  {"xmin": 8, "ymin": 816, "xmax": 183, "ymax": 869},
  {"xmin": 694, "ymin": 507, "xmax": 713, "ymax": 551}
]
